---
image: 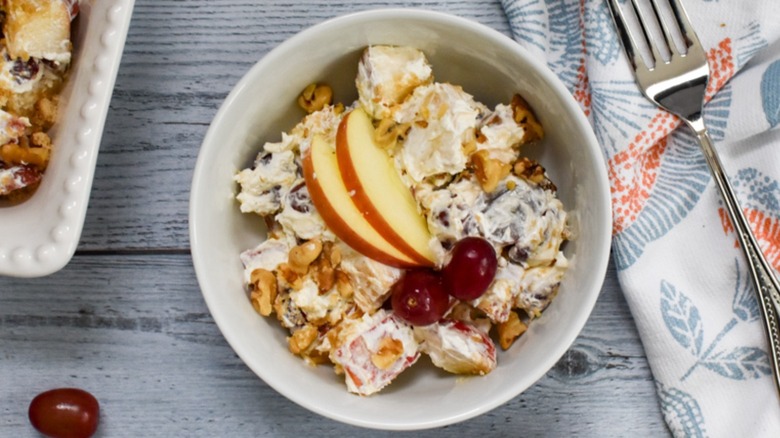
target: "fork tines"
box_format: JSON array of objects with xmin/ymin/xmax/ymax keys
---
[{"xmin": 606, "ymin": 0, "xmax": 702, "ymax": 69}]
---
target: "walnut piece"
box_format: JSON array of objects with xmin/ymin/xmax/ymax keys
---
[
  {"xmin": 335, "ymin": 270, "xmax": 353, "ymax": 299},
  {"xmin": 374, "ymin": 118, "xmax": 410, "ymax": 150},
  {"xmin": 249, "ymin": 269, "xmax": 277, "ymax": 316},
  {"xmin": 328, "ymin": 243, "xmax": 342, "ymax": 267},
  {"xmin": 288, "ymin": 239, "xmax": 323, "ymax": 274},
  {"xmin": 370, "ymin": 337, "xmax": 404, "ymax": 370},
  {"xmin": 471, "ymin": 150, "xmax": 511, "ymax": 193},
  {"xmin": 513, "ymin": 157, "xmax": 556, "ymax": 192},
  {"xmin": 311, "ymin": 253, "xmax": 335, "ymax": 292},
  {"xmin": 307, "ymin": 241, "xmax": 339, "ymax": 292},
  {"xmin": 288, "ymin": 324, "xmax": 318, "ymax": 355},
  {"xmin": 276, "ymin": 262, "xmax": 303, "ymax": 290},
  {"xmin": 510, "ymin": 94, "xmax": 544, "ymax": 143},
  {"xmin": 497, "ymin": 311, "xmax": 528, "ymax": 350},
  {"xmin": 298, "ymin": 83, "xmax": 333, "ymax": 114}
]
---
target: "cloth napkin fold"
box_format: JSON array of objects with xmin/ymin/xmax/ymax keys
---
[{"xmin": 501, "ymin": 0, "xmax": 780, "ymax": 436}]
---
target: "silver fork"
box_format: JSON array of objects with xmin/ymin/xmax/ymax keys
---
[{"xmin": 606, "ymin": 0, "xmax": 780, "ymax": 397}]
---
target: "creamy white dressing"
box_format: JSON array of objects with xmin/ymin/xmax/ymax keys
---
[
  {"xmin": 234, "ymin": 150, "xmax": 297, "ymax": 215},
  {"xmin": 416, "ymin": 176, "xmax": 484, "ymax": 245},
  {"xmin": 414, "ymin": 320, "xmax": 496, "ymax": 375},
  {"xmin": 393, "ymin": 83, "xmax": 483, "ymax": 182},
  {"xmin": 471, "ymin": 262, "xmax": 524, "ymax": 323},
  {"xmin": 477, "ymin": 104, "xmax": 525, "ymax": 162},
  {"xmin": 515, "ymin": 252, "xmax": 569, "ymax": 315},
  {"xmin": 356, "ymin": 45, "xmax": 433, "ymax": 119},
  {"xmin": 274, "ymin": 178, "xmax": 335, "ymax": 241},
  {"xmin": 239, "ymin": 237, "xmax": 291, "ymax": 284},
  {"xmin": 480, "ymin": 176, "xmax": 567, "ymax": 266},
  {"xmin": 289, "ymin": 278, "xmax": 348, "ymax": 325}
]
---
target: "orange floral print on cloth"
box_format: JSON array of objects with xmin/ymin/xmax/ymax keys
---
[
  {"xmin": 610, "ymin": 39, "xmax": 734, "ymax": 235},
  {"xmin": 502, "ymin": 0, "xmax": 780, "ymax": 436}
]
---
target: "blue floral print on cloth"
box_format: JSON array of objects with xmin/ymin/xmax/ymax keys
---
[{"xmin": 500, "ymin": 0, "xmax": 780, "ymax": 436}]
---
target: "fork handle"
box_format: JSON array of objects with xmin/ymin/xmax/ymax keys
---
[{"xmin": 689, "ymin": 117, "xmax": 780, "ymax": 397}]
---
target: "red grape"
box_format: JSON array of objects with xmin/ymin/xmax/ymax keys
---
[
  {"xmin": 391, "ymin": 269, "xmax": 450, "ymax": 326},
  {"xmin": 28, "ymin": 388, "xmax": 99, "ymax": 438},
  {"xmin": 442, "ymin": 237, "xmax": 498, "ymax": 300}
]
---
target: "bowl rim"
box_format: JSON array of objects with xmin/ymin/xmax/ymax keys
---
[{"xmin": 190, "ymin": 7, "xmax": 612, "ymax": 430}]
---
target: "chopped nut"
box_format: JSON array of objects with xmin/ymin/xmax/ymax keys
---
[
  {"xmin": 312, "ymin": 254, "xmax": 335, "ymax": 292},
  {"xmin": 326, "ymin": 323, "xmax": 345, "ymax": 350},
  {"xmin": 0, "ymin": 141, "xmax": 49, "ymax": 168},
  {"xmin": 302, "ymin": 241, "xmax": 337, "ymax": 293},
  {"xmin": 289, "ymin": 239, "xmax": 323, "ymax": 274},
  {"xmin": 471, "ymin": 150, "xmax": 511, "ymax": 193},
  {"xmin": 303, "ymin": 349, "xmax": 331, "ymax": 366},
  {"xmin": 273, "ymin": 290, "xmax": 305, "ymax": 328},
  {"xmin": 288, "ymin": 324, "xmax": 318, "ymax": 355},
  {"xmin": 249, "ymin": 269, "xmax": 277, "ymax": 316},
  {"xmin": 497, "ymin": 311, "xmax": 528, "ymax": 350},
  {"xmin": 328, "ymin": 244, "xmax": 342, "ymax": 267},
  {"xmin": 513, "ymin": 157, "xmax": 556, "ymax": 192},
  {"xmin": 277, "ymin": 263, "xmax": 303, "ymax": 290},
  {"xmin": 370, "ymin": 337, "xmax": 404, "ymax": 369},
  {"xmin": 510, "ymin": 94, "xmax": 544, "ymax": 142},
  {"xmin": 374, "ymin": 118, "xmax": 410, "ymax": 150},
  {"xmin": 298, "ymin": 83, "xmax": 333, "ymax": 113},
  {"xmin": 335, "ymin": 270, "xmax": 353, "ymax": 299},
  {"xmin": 462, "ymin": 138, "xmax": 477, "ymax": 155}
]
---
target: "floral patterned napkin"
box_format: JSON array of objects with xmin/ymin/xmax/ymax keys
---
[{"xmin": 500, "ymin": 0, "xmax": 780, "ymax": 435}]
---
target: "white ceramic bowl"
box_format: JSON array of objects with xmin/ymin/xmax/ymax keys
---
[
  {"xmin": 0, "ymin": 0, "xmax": 135, "ymax": 277},
  {"xmin": 191, "ymin": 9, "xmax": 611, "ymax": 430}
]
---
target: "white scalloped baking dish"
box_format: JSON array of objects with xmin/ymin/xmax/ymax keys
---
[{"xmin": 0, "ymin": 0, "xmax": 134, "ymax": 277}]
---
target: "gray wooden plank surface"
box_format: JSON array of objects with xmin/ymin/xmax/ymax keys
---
[{"xmin": 0, "ymin": 0, "xmax": 670, "ymax": 436}]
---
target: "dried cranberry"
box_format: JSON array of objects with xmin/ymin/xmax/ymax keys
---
[
  {"xmin": 287, "ymin": 182, "xmax": 311, "ymax": 213},
  {"xmin": 9, "ymin": 56, "xmax": 40, "ymax": 83}
]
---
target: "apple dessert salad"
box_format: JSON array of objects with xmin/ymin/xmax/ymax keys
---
[
  {"xmin": 0, "ymin": 0, "xmax": 79, "ymax": 201},
  {"xmin": 234, "ymin": 45, "xmax": 570, "ymax": 395}
]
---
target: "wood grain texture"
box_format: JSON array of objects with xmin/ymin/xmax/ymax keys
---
[{"xmin": 0, "ymin": 0, "xmax": 670, "ymax": 436}]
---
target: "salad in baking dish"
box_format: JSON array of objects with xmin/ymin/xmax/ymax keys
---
[
  {"xmin": 234, "ymin": 45, "xmax": 570, "ymax": 395},
  {"xmin": 0, "ymin": 0, "xmax": 79, "ymax": 201}
]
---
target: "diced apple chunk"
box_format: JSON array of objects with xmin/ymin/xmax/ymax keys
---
[
  {"xmin": 415, "ymin": 319, "xmax": 496, "ymax": 375},
  {"xmin": 330, "ymin": 310, "xmax": 420, "ymax": 396}
]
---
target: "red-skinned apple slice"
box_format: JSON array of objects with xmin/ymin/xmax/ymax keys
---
[
  {"xmin": 303, "ymin": 135, "xmax": 421, "ymax": 268},
  {"xmin": 336, "ymin": 108, "xmax": 437, "ymax": 267}
]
